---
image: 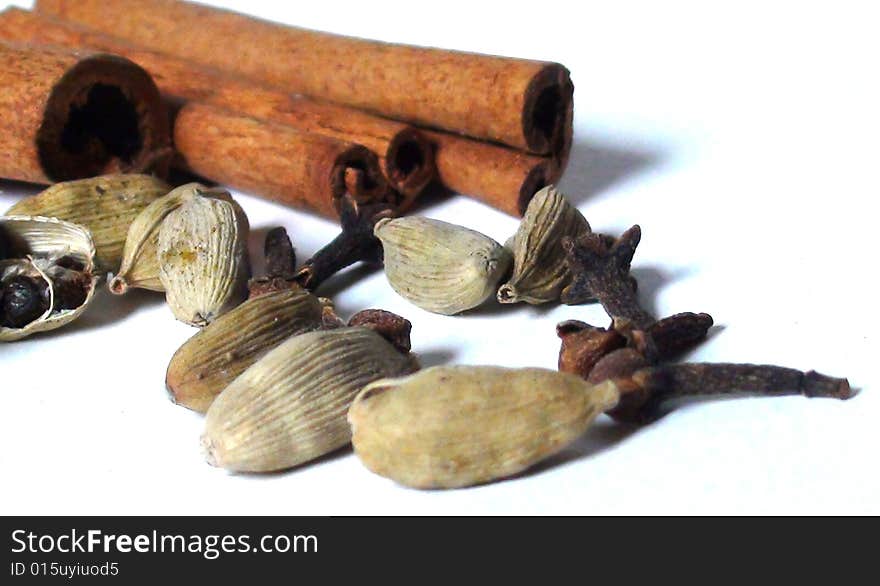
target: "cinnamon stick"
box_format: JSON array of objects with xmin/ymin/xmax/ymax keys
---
[
  {"xmin": 426, "ymin": 130, "xmax": 570, "ymax": 216},
  {"xmin": 0, "ymin": 8, "xmax": 432, "ymax": 206},
  {"xmin": 174, "ymin": 103, "xmax": 388, "ymax": 218},
  {"xmin": 36, "ymin": 0, "xmax": 574, "ymax": 155},
  {"xmin": 0, "ymin": 42, "xmax": 169, "ymax": 184}
]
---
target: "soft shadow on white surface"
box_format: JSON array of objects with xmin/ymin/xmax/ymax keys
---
[
  {"xmin": 416, "ymin": 348, "xmax": 458, "ymax": 368},
  {"xmin": 27, "ymin": 288, "xmax": 166, "ymax": 339},
  {"xmin": 411, "ymin": 138, "xmax": 665, "ymax": 215},
  {"xmin": 314, "ymin": 263, "xmax": 380, "ymax": 301},
  {"xmin": 517, "ymin": 419, "xmax": 640, "ymax": 479},
  {"xmin": 559, "ymin": 139, "xmax": 664, "ymax": 206},
  {"xmin": 630, "ymin": 265, "xmax": 696, "ymax": 318}
]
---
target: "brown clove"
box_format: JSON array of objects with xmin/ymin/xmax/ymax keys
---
[
  {"xmin": 587, "ymin": 348, "xmax": 852, "ymax": 422},
  {"xmin": 558, "ymin": 312, "xmax": 714, "ymax": 379},
  {"xmin": 561, "ymin": 225, "xmax": 655, "ymax": 330},
  {"xmin": 263, "ymin": 227, "xmax": 297, "ymax": 280},
  {"xmin": 294, "ymin": 193, "xmax": 395, "ymax": 292},
  {"xmin": 348, "ymin": 309, "xmax": 413, "ymax": 354},
  {"xmin": 247, "ymin": 227, "xmax": 306, "ymax": 298}
]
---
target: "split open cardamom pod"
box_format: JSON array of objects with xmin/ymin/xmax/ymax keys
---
[
  {"xmin": 202, "ymin": 326, "xmax": 419, "ymax": 473},
  {"xmin": 5, "ymin": 175, "xmax": 169, "ymax": 273},
  {"xmin": 497, "ymin": 185, "xmax": 591, "ymax": 305},
  {"xmin": 167, "ymin": 288, "xmax": 337, "ymax": 413},
  {"xmin": 348, "ymin": 365, "xmax": 620, "ymax": 489},
  {"xmin": 374, "ymin": 216, "xmax": 512, "ymax": 315},
  {"xmin": 156, "ymin": 184, "xmax": 251, "ymax": 326},
  {"xmin": 0, "ymin": 216, "xmax": 98, "ymax": 342}
]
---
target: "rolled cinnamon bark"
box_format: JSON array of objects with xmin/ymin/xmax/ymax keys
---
[
  {"xmin": 36, "ymin": 0, "xmax": 574, "ymax": 155},
  {"xmin": 174, "ymin": 103, "xmax": 388, "ymax": 218},
  {"xmin": 425, "ymin": 102, "xmax": 572, "ymax": 215},
  {"xmin": 2, "ymin": 8, "xmax": 568, "ymax": 216},
  {"xmin": 0, "ymin": 42, "xmax": 169, "ymax": 184},
  {"xmin": 0, "ymin": 8, "xmax": 432, "ymax": 204}
]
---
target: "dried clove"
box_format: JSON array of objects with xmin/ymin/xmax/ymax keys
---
[
  {"xmin": 587, "ymin": 348, "xmax": 852, "ymax": 423},
  {"xmin": 348, "ymin": 309, "xmax": 412, "ymax": 354},
  {"xmin": 2, "ymin": 276, "xmax": 49, "ymax": 328},
  {"xmin": 247, "ymin": 227, "xmax": 305, "ymax": 298},
  {"xmin": 294, "ymin": 194, "xmax": 395, "ymax": 292},
  {"xmin": 561, "ymin": 225, "xmax": 655, "ymax": 330},
  {"xmin": 558, "ymin": 312, "xmax": 714, "ymax": 379},
  {"xmin": 264, "ymin": 227, "xmax": 296, "ymax": 280}
]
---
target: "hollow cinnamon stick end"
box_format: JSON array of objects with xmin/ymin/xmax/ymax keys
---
[
  {"xmin": 386, "ymin": 127, "xmax": 435, "ymax": 209},
  {"xmin": 516, "ymin": 160, "xmax": 554, "ymax": 216},
  {"xmin": 522, "ymin": 63, "xmax": 574, "ymax": 156},
  {"xmin": 331, "ymin": 144, "xmax": 395, "ymax": 215},
  {"xmin": 38, "ymin": 52, "xmax": 171, "ymax": 181}
]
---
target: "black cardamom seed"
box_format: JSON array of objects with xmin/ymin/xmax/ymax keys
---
[{"xmin": 2, "ymin": 276, "xmax": 49, "ymax": 329}]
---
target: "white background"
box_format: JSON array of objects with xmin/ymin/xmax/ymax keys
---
[{"xmin": 1, "ymin": 0, "xmax": 877, "ymax": 515}]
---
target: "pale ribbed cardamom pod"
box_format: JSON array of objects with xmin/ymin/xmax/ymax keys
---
[
  {"xmin": 202, "ymin": 327, "xmax": 419, "ymax": 473},
  {"xmin": 109, "ymin": 182, "xmax": 206, "ymax": 294},
  {"xmin": 374, "ymin": 216, "xmax": 512, "ymax": 315},
  {"xmin": 5, "ymin": 175, "xmax": 169, "ymax": 273},
  {"xmin": 157, "ymin": 184, "xmax": 251, "ymax": 327},
  {"xmin": 498, "ymin": 185, "xmax": 591, "ymax": 305},
  {"xmin": 167, "ymin": 288, "xmax": 336, "ymax": 413},
  {"xmin": 348, "ymin": 365, "xmax": 621, "ymax": 489}
]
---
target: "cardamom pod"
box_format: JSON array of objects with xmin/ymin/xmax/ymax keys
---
[
  {"xmin": 6, "ymin": 175, "xmax": 169, "ymax": 273},
  {"xmin": 348, "ymin": 365, "xmax": 621, "ymax": 489},
  {"xmin": 1, "ymin": 216, "xmax": 97, "ymax": 342},
  {"xmin": 109, "ymin": 182, "xmax": 205, "ymax": 294},
  {"xmin": 167, "ymin": 288, "xmax": 336, "ymax": 413},
  {"xmin": 202, "ymin": 327, "xmax": 419, "ymax": 473},
  {"xmin": 374, "ymin": 216, "xmax": 512, "ymax": 315},
  {"xmin": 497, "ymin": 185, "xmax": 591, "ymax": 304},
  {"xmin": 157, "ymin": 184, "xmax": 251, "ymax": 326}
]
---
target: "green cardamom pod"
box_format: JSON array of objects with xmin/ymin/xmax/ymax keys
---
[
  {"xmin": 167, "ymin": 289, "xmax": 335, "ymax": 413},
  {"xmin": 6, "ymin": 175, "xmax": 169, "ymax": 273},
  {"xmin": 498, "ymin": 185, "xmax": 591, "ymax": 304},
  {"xmin": 157, "ymin": 184, "xmax": 250, "ymax": 327},
  {"xmin": 202, "ymin": 327, "xmax": 419, "ymax": 472},
  {"xmin": 374, "ymin": 216, "xmax": 511, "ymax": 315},
  {"xmin": 349, "ymin": 365, "xmax": 620, "ymax": 489}
]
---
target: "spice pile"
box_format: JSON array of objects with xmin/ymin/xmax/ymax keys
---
[
  {"xmin": 0, "ymin": 0, "xmax": 852, "ymax": 490},
  {"xmin": 0, "ymin": 178, "xmax": 851, "ymax": 488}
]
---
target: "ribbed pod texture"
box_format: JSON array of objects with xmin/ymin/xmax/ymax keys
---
[
  {"xmin": 203, "ymin": 327, "xmax": 417, "ymax": 472},
  {"xmin": 349, "ymin": 366, "xmax": 620, "ymax": 488},
  {"xmin": 158, "ymin": 189, "xmax": 250, "ymax": 326},
  {"xmin": 167, "ymin": 289, "xmax": 328, "ymax": 413},
  {"xmin": 6, "ymin": 174, "xmax": 169, "ymax": 272},
  {"xmin": 498, "ymin": 186, "xmax": 591, "ymax": 305},
  {"xmin": 375, "ymin": 216, "xmax": 511, "ymax": 315}
]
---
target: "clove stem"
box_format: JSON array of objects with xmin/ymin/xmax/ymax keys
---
[
  {"xmin": 295, "ymin": 194, "xmax": 394, "ymax": 291},
  {"xmin": 633, "ymin": 363, "xmax": 852, "ymax": 401}
]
